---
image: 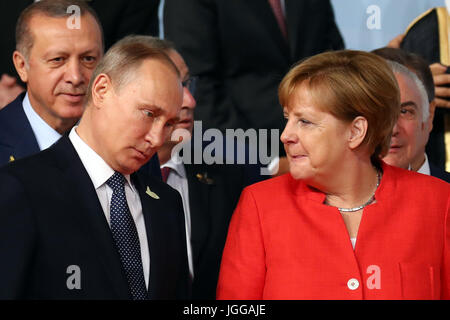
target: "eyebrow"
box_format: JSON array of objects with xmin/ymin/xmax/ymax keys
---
[
  {"xmin": 400, "ymin": 101, "xmax": 418, "ymax": 109},
  {"xmin": 143, "ymin": 105, "xmax": 180, "ymax": 123}
]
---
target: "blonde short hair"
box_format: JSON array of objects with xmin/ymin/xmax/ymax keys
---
[{"xmin": 279, "ymin": 50, "xmax": 400, "ymax": 161}]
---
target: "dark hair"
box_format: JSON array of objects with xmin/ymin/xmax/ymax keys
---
[
  {"xmin": 16, "ymin": 0, "xmax": 104, "ymax": 59},
  {"xmin": 372, "ymin": 47, "xmax": 435, "ymax": 102}
]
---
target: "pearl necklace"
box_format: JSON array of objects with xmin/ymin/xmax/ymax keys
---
[{"xmin": 336, "ymin": 170, "xmax": 381, "ymax": 213}]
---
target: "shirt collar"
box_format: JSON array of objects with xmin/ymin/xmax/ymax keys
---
[
  {"xmin": 68, "ymin": 126, "xmax": 134, "ymax": 191},
  {"xmin": 22, "ymin": 92, "xmax": 62, "ymax": 151},
  {"xmin": 417, "ymin": 153, "xmax": 431, "ymax": 176},
  {"xmin": 161, "ymin": 156, "xmax": 186, "ymax": 178}
]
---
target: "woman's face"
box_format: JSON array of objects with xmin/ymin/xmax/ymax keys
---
[{"xmin": 280, "ymin": 83, "xmax": 351, "ymax": 182}]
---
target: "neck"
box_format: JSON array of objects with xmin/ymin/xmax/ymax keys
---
[
  {"xmin": 323, "ymin": 157, "xmax": 379, "ymax": 209},
  {"xmin": 410, "ymin": 153, "xmax": 426, "ymax": 172}
]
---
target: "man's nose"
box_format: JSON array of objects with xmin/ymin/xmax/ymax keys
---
[
  {"xmin": 183, "ymin": 87, "xmax": 196, "ymax": 109},
  {"xmin": 64, "ymin": 59, "xmax": 84, "ymax": 86}
]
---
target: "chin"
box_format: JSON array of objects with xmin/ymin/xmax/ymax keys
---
[{"xmin": 289, "ymin": 167, "xmax": 312, "ymax": 181}]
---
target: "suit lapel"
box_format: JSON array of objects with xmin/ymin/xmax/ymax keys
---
[
  {"xmin": 132, "ymin": 172, "xmax": 172, "ymax": 298},
  {"xmin": 0, "ymin": 93, "xmax": 40, "ymax": 161},
  {"xmin": 184, "ymin": 163, "xmax": 212, "ymax": 268},
  {"xmin": 54, "ymin": 137, "xmax": 130, "ymax": 299}
]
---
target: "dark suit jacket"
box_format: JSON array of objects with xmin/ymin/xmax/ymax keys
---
[
  {"xmin": 186, "ymin": 160, "xmax": 265, "ymax": 299},
  {"xmin": 163, "ymin": 136, "xmax": 266, "ymax": 299},
  {"xmin": 430, "ymin": 162, "xmax": 450, "ymax": 183},
  {"xmin": 0, "ymin": 92, "xmax": 39, "ymax": 166},
  {"xmin": 164, "ymin": 0, "xmax": 343, "ymax": 145},
  {"xmin": 0, "ymin": 136, "xmax": 190, "ymax": 299}
]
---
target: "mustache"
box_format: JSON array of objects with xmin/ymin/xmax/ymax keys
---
[{"xmin": 55, "ymin": 86, "xmax": 87, "ymax": 95}]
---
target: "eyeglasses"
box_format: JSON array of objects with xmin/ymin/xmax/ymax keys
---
[{"xmin": 182, "ymin": 76, "xmax": 198, "ymax": 95}]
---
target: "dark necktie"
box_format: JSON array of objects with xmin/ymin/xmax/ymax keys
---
[
  {"xmin": 161, "ymin": 167, "xmax": 172, "ymax": 183},
  {"xmin": 106, "ymin": 172, "xmax": 147, "ymax": 300},
  {"xmin": 268, "ymin": 0, "xmax": 288, "ymax": 40}
]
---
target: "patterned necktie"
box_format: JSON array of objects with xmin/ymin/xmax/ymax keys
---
[
  {"xmin": 106, "ymin": 172, "xmax": 147, "ymax": 300},
  {"xmin": 161, "ymin": 167, "xmax": 172, "ymax": 183},
  {"xmin": 268, "ymin": 0, "xmax": 288, "ymax": 40}
]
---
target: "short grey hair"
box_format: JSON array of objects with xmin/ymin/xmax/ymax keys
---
[
  {"xmin": 387, "ymin": 60, "xmax": 429, "ymax": 122},
  {"xmin": 85, "ymin": 35, "xmax": 180, "ymax": 104}
]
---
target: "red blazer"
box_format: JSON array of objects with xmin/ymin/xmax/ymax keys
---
[{"xmin": 217, "ymin": 163, "xmax": 450, "ymax": 299}]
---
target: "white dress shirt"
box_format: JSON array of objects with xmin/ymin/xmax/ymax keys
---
[
  {"xmin": 417, "ymin": 153, "xmax": 431, "ymax": 176},
  {"xmin": 22, "ymin": 92, "xmax": 62, "ymax": 151},
  {"xmin": 161, "ymin": 159, "xmax": 194, "ymax": 279},
  {"xmin": 69, "ymin": 127, "xmax": 150, "ymax": 288}
]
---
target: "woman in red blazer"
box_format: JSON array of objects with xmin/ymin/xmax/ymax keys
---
[{"xmin": 216, "ymin": 50, "xmax": 450, "ymax": 300}]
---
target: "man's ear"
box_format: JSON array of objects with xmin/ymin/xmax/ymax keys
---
[
  {"xmin": 91, "ymin": 73, "xmax": 112, "ymax": 108},
  {"xmin": 12, "ymin": 51, "xmax": 28, "ymax": 83},
  {"xmin": 426, "ymin": 100, "xmax": 436, "ymax": 133},
  {"xmin": 348, "ymin": 116, "xmax": 368, "ymax": 150}
]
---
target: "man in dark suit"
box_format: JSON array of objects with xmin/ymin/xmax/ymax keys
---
[
  {"xmin": 139, "ymin": 37, "xmax": 265, "ymax": 299},
  {"xmin": 0, "ymin": 35, "xmax": 190, "ymax": 299},
  {"xmin": 0, "ymin": 0, "xmax": 161, "ymax": 108},
  {"xmin": 164, "ymin": 0, "xmax": 343, "ymax": 174},
  {"xmin": 373, "ymin": 47, "xmax": 450, "ymax": 183},
  {"xmin": 0, "ymin": 0, "xmax": 103, "ymax": 165}
]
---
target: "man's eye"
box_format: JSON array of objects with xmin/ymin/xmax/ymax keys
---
[
  {"xmin": 50, "ymin": 57, "xmax": 64, "ymax": 63},
  {"xmin": 400, "ymin": 108, "xmax": 416, "ymax": 120},
  {"xmin": 144, "ymin": 110, "xmax": 154, "ymax": 117},
  {"xmin": 83, "ymin": 56, "xmax": 96, "ymax": 63}
]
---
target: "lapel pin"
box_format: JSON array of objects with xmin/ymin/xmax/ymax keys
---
[
  {"xmin": 196, "ymin": 172, "xmax": 214, "ymax": 185},
  {"xmin": 146, "ymin": 186, "xmax": 160, "ymax": 199},
  {"xmin": 9, "ymin": 155, "xmax": 15, "ymax": 163}
]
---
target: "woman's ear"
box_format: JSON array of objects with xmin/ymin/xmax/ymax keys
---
[
  {"xmin": 348, "ymin": 116, "xmax": 368, "ymax": 150},
  {"xmin": 91, "ymin": 73, "xmax": 112, "ymax": 108}
]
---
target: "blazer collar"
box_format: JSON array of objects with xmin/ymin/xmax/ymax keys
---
[
  {"xmin": 289, "ymin": 161, "xmax": 393, "ymax": 205},
  {"xmin": 0, "ymin": 92, "xmax": 40, "ymax": 159}
]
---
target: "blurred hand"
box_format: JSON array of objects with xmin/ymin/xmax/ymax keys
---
[
  {"xmin": 0, "ymin": 74, "xmax": 25, "ymax": 110},
  {"xmin": 430, "ymin": 63, "xmax": 450, "ymax": 109},
  {"xmin": 387, "ymin": 34, "xmax": 404, "ymax": 48}
]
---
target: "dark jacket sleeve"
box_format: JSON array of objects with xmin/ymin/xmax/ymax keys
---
[{"xmin": 0, "ymin": 170, "xmax": 36, "ymax": 299}]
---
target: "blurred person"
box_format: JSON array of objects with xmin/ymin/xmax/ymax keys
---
[
  {"xmin": 217, "ymin": 50, "xmax": 450, "ymax": 299},
  {"xmin": 397, "ymin": 4, "xmax": 450, "ymax": 170},
  {"xmin": 164, "ymin": 0, "xmax": 344, "ymax": 175},
  {"xmin": 0, "ymin": 35, "xmax": 189, "ymax": 299},
  {"xmin": 139, "ymin": 37, "xmax": 265, "ymax": 299},
  {"xmin": 373, "ymin": 47, "xmax": 450, "ymax": 182}
]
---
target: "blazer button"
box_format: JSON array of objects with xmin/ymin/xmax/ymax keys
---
[{"xmin": 347, "ymin": 278, "xmax": 360, "ymax": 290}]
